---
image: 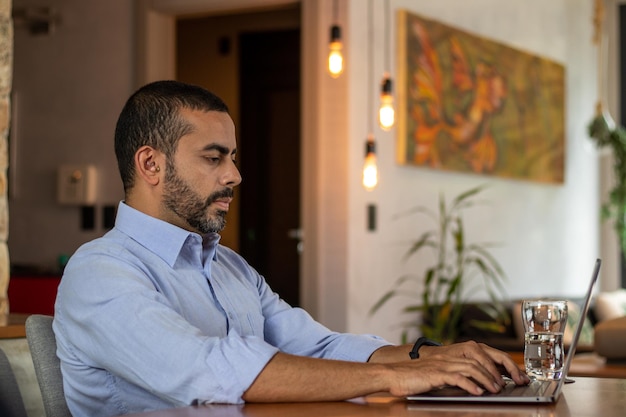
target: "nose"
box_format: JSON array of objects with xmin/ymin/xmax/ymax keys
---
[{"xmin": 221, "ymin": 159, "xmax": 242, "ymax": 187}]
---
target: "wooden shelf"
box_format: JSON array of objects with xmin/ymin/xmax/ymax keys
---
[{"xmin": 0, "ymin": 313, "xmax": 29, "ymax": 339}]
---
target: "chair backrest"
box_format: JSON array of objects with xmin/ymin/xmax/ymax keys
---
[
  {"xmin": 0, "ymin": 346, "xmax": 28, "ymax": 417},
  {"xmin": 25, "ymin": 314, "xmax": 72, "ymax": 417}
]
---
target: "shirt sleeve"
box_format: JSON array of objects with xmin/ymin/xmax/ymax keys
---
[
  {"xmin": 253, "ymin": 268, "xmax": 392, "ymax": 362},
  {"xmin": 264, "ymin": 305, "xmax": 392, "ymax": 362},
  {"xmin": 213, "ymin": 244, "xmax": 393, "ymax": 362},
  {"xmin": 54, "ymin": 243, "xmax": 279, "ymax": 407}
]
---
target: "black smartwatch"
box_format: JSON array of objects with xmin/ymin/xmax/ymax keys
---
[{"xmin": 409, "ymin": 337, "xmax": 442, "ymax": 359}]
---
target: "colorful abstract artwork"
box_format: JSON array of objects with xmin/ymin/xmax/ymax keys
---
[{"xmin": 396, "ymin": 10, "xmax": 565, "ymax": 183}]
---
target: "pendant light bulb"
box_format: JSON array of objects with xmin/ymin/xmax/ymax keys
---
[
  {"xmin": 328, "ymin": 25, "xmax": 344, "ymax": 78},
  {"xmin": 362, "ymin": 134, "xmax": 378, "ymax": 191},
  {"xmin": 379, "ymin": 74, "xmax": 395, "ymax": 130}
]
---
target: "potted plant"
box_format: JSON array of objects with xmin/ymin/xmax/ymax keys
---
[
  {"xmin": 588, "ymin": 0, "xmax": 626, "ymax": 263},
  {"xmin": 370, "ymin": 185, "xmax": 510, "ymax": 344},
  {"xmin": 588, "ymin": 112, "xmax": 626, "ymax": 261}
]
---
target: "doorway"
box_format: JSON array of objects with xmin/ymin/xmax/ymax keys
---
[
  {"xmin": 239, "ymin": 29, "xmax": 301, "ymax": 306},
  {"xmin": 176, "ymin": 8, "xmax": 302, "ymax": 306}
]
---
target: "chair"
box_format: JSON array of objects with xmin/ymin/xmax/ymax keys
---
[
  {"xmin": 25, "ymin": 314, "xmax": 72, "ymax": 417},
  {"xmin": 0, "ymin": 346, "xmax": 28, "ymax": 417}
]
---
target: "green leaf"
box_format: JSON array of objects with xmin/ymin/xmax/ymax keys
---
[
  {"xmin": 469, "ymin": 319, "xmax": 507, "ymax": 333},
  {"xmin": 403, "ymin": 305, "xmax": 426, "ymax": 313},
  {"xmin": 404, "ymin": 232, "xmax": 437, "ymax": 260},
  {"xmin": 452, "ymin": 185, "xmax": 486, "ymax": 208},
  {"xmin": 370, "ymin": 185, "xmax": 510, "ymax": 343},
  {"xmin": 369, "ymin": 290, "xmax": 399, "ymax": 315},
  {"xmin": 588, "ymin": 115, "xmax": 626, "ymax": 260}
]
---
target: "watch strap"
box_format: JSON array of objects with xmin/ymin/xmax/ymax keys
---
[{"xmin": 409, "ymin": 337, "xmax": 442, "ymax": 359}]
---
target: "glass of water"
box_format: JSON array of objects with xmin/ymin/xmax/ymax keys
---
[{"xmin": 522, "ymin": 299, "xmax": 568, "ymax": 380}]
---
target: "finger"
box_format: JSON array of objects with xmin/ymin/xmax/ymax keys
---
[
  {"xmin": 465, "ymin": 366, "xmax": 504, "ymax": 394},
  {"xmin": 478, "ymin": 344, "xmax": 529, "ymax": 382},
  {"xmin": 498, "ymin": 361, "xmax": 530, "ymax": 385},
  {"xmin": 460, "ymin": 343, "xmax": 506, "ymax": 387},
  {"xmin": 496, "ymin": 363, "xmax": 509, "ymax": 376},
  {"xmin": 427, "ymin": 343, "xmax": 504, "ymax": 390},
  {"xmin": 427, "ymin": 342, "xmax": 514, "ymax": 390},
  {"xmin": 449, "ymin": 376, "xmax": 486, "ymax": 396},
  {"xmin": 483, "ymin": 347, "xmax": 530, "ymax": 385},
  {"xmin": 445, "ymin": 358, "xmax": 504, "ymax": 394},
  {"xmin": 416, "ymin": 363, "xmax": 487, "ymax": 396}
]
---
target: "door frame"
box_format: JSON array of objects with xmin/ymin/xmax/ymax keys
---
[{"xmin": 134, "ymin": 0, "xmax": 350, "ymax": 331}]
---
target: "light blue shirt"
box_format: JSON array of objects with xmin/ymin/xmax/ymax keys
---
[{"xmin": 53, "ymin": 202, "xmax": 389, "ymax": 417}]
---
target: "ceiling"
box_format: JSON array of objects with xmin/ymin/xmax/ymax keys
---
[{"xmin": 151, "ymin": 0, "xmax": 299, "ymax": 17}]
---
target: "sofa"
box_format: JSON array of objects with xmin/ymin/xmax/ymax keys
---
[
  {"xmin": 592, "ymin": 289, "xmax": 626, "ymax": 360},
  {"xmin": 455, "ymin": 291, "xmax": 626, "ymax": 359}
]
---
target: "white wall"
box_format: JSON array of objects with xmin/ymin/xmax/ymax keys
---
[
  {"xmin": 10, "ymin": 0, "xmax": 131, "ymax": 271},
  {"xmin": 8, "ymin": 0, "xmax": 612, "ymax": 346},
  {"xmin": 345, "ymin": 0, "xmax": 602, "ymax": 343}
]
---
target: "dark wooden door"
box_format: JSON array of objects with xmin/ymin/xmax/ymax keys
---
[{"xmin": 239, "ymin": 29, "xmax": 301, "ymax": 306}]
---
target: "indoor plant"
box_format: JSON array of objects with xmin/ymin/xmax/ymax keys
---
[
  {"xmin": 370, "ymin": 185, "xmax": 510, "ymax": 344},
  {"xmin": 587, "ymin": 0, "xmax": 626, "ymax": 263},
  {"xmin": 588, "ymin": 112, "xmax": 626, "ymax": 261}
]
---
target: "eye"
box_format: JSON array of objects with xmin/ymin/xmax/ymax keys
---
[{"xmin": 204, "ymin": 155, "xmax": 221, "ymax": 164}]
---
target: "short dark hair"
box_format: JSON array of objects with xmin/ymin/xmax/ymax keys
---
[{"xmin": 114, "ymin": 80, "xmax": 229, "ymax": 192}]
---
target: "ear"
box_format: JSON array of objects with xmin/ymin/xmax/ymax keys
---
[{"xmin": 135, "ymin": 146, "xmax": 164, "ymax": 186}]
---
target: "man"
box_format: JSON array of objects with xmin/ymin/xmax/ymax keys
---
[{"xmin": 53, "ymin": 80, "xmax": 528, "ymax": 417}]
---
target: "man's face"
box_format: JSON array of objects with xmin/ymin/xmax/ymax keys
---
[{"xmin": 162, "ymin": 109, "xmax": 242, "ymax": 234}]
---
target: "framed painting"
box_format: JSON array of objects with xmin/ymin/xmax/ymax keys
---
[{"xmin": 396, "ymin": 10, "xmax": 565, "ymax": 183}]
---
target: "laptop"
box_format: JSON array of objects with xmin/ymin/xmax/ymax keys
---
[{"xmin": 406, "ymin": 258, "xmax": 602, "ymax": 404}]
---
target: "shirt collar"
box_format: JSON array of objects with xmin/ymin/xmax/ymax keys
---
[{"xmin": 114, "ymin": 202, "xmax": 220, "ymax": 267}]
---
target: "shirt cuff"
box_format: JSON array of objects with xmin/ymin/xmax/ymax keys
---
[{"xmin": 195, "ymin": 330, "xmax": 280, "ymax": 404}]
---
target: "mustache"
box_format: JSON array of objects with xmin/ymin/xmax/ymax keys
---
[{"xmin": 206, "ymin": 188, "xmax": 234, "ymax": 206}]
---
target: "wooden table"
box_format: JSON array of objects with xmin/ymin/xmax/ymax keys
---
[{"xmin": 120, "ymin": 377, "xmax": 626, "ymax": 417}]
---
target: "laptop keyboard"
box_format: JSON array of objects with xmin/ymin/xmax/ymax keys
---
[{"xmin": 493, "ymin": 379, "xmax": 553, "ymax": 397}]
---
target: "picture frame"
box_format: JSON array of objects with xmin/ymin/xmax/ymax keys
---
[{"xmin": 396, "ymin": 10, "xmax": 565, "ymax": 184}]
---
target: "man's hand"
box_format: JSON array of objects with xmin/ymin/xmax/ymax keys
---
[
  {"xmin": 369, "ymin": 340, "xmax": 530, "ymax": 396},
  {"xmin": 416, "ymin": 341, "xmax": 530, "ymax": 387},
  {"xmin": 383, "ymin": 355, "xmax": 502, "ymax": 396}
]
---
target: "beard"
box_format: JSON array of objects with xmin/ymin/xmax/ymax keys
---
[{"xmin": 162, "ymin": 165, "xmax": 233, "ymax": 234}]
